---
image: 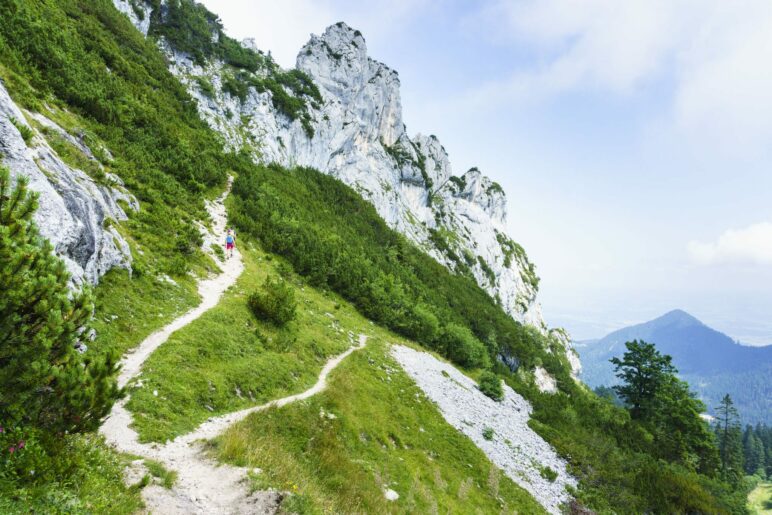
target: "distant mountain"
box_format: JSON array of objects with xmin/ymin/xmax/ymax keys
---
[{"xmin": 576, "ymin": 309, "xmax": 772, "ymax": 424}]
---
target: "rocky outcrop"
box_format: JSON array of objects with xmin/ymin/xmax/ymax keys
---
[
  {"xmin": 0, "ymin": 80, "xmax": 136, "ymax": 285},
  {"xmin": 148, "ymin": 19, "xmax": 546, "ymax": 328}
]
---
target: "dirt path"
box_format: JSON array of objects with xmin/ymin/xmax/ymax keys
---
[{"xmin": 100, "ymin": 183, "xmax": 367, "ymax": 514}]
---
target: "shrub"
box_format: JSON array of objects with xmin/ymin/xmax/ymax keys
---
[
  {"xmin": 482, "ymin": 427, "xmax": 494, "ymax": 441},
  {"xmin": 248, "ymin": 276, "xmax": 296, "ymax": 326},
  {"xmin": 478, "ymin": 371, "xmax": 504, "ymax": 401},
  {"xmin": 9, "ymin": 117, "xmax": 33, "ymax": 144},
  {"xmin": 440, "ymin": 323, "xmax": 489, "ymax": 369},
  {"xmin": 0, "ymin": 168, "xmax": 120, "ymax": 436},
  {"xmin": 539, "ymin": 465, "xmax": 558, "ymax": 482}
]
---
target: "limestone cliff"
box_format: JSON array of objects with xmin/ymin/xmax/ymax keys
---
[
  {"xmin": 150, "ymin": 19, "xmax": 546, "ymax": 329},
  {"xmin": 0, "ymin": 80, "xmax": 135, "ymax": 285}
]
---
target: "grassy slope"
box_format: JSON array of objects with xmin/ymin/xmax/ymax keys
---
[
  {"xmin": 749, "ymin": 482, "xmax": 772, "ymax": 514},
  {"xmin": 211, "ymin": 337, "xmax": 546, "ymax": 514},
  {"xmin": 128, "ymin": 242, "xmax": 365, "ymax": 441},
  {"xmin": 121, "ymin": 235, "xmax": 544, "ymax": 511}
]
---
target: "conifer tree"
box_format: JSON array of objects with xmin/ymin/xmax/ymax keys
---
[
  {"xmin": 0, "ymin": 167, "xmax": 120, "ymax": 437},
  {"xmin": 714, "ymin": 394, "xmax": 744, "ymax": 485},
  {"xmin": 610, "ymin": 340, "xmax": 676, "ymax": 420}
]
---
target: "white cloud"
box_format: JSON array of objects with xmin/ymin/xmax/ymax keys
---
[
  {"xmin": 467, "ymin": 0, "xmax": 772, "ymax": 153},
  {"xmin": 688, "ymin": 222, "xmax": 772, "ymax": 265}
]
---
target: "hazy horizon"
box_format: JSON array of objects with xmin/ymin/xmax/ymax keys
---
[{"xmin": 201, "ymin": 0, "xmax": 772, "ymax": 346}]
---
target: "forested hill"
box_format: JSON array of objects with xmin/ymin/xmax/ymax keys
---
[{"xmin": 577, "ymin": 309, "xmax": 772, "ymax": 424}]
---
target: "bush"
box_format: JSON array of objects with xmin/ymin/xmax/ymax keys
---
[
  {"xmin": 248, "ymin": 276, "xmax": 296, "ymax": 326},
  {"xmin": 482, "ymin": 427, "xmax": 494, "ymax": 440},
  {"xmin": 478, "ymin": 371, "xmax": 504, "ymax": 401},
  {"xmin": 9, "ymin": 117, "xmax": 33, "ymax": 144},
  {"xmin": 440, "ymin": 323, "xmax": 489, "ymax": 369},
  {"xmin": 0, "ymin": 168, "xmax": 119, "ymax": 436},
  {"xmin": 539, "ymin": 465, "xmax": 558, "ymax": 482}
]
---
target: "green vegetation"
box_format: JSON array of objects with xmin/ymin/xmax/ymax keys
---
[
  {"xmin": 611, "ymin": 340, "xmax": 718, "ymax": 473},
  {"xmin": 478, "ymin": 371, "xmax": 504, "ymax": 401},
  {"xmin": 211, "ymin": 338, "xmax": 546, "ymax": 514},
  {"xmin": 0, "ymin": 168, "xmax": 119, "ymax": 437},
  {"xmin": 0, "ymin": 1, "xmax": 756, "ymax": 512},
  {"xmin": 447, "ymin": 175, "xmax": 466, "ymax": 192},
  {"xmin": 382, "ymin": 139, "xmax": 432, "ymax": 190},
  {"xmin": 0, "ymin": 434, "xmax": 142, "ymax": 514},
  {"xmin": 748, "ymin": 481, "xmax": 772, "ymax": 514},
  {"xmin": 223, "ymin": 69, "xmax": 321, "ymax": 137},
  {"xmin": 716, "ymin": 394, "xmax": 746, "ymax": 486},
  {"xmin": 194, "ymin": 75, "xmax": 216, "ymax": 97},
  {"xmin": 229, "ymin": 163, "xmax": 744, "ymax": 512},
  {"xmin": 147, "ymin": 0, "xmax": 269, "ymax": 71},
  {"xmin": 486, "ymin": 181, "xmax": 504, "ymax": 195},
  {"xmin": 143, "ymin": 458, "xmax": 178, "ymax": 489},
  {"xmin": 34, "ymin": 122, "xmax": 106, "ymax": 182},
  {"xmin": 477, "ymin": 255, "xmax": 496, "ymax": 285},
  {"xmin": 482, "ymin": 427, "xmax": 495, "ymax": 441},
  {"xmin": 496, "ymin": 230, "xmax": 539, "ymax": 288},
  {"xmin": 539, "ymin": 465, "xmax": 558, "ymax": 483},
  {"xmin": 743, "ymin": 424, "xmax": 772, "ymax": 478},
  {"xmin": 230, "ymin": 164, "xmax": 555, "ymax": 375},
  {"xmin": 0, "ymin": 0, "xmax": 235, "ymax": 507},
  {"xmin": 9, "ymin": 117, "xmax": 33, "ymax": 143},
  {"xmin": 149, "ymin": 0, "xmax": 322, "ymax": 136},
  {"xmin": 126, "ymin": 245, "xmax": 368, "ymax": 442},
  {"xmin": 0, "ymin": 167, "xmax": 138, "ymax": 511},
  {"xmin": 427, "ymin": 227, "xmax": 469, "ymax": 275},
  {"xmin": 248, "ymin": 275, "xmax": 297, "ymax": 326}
]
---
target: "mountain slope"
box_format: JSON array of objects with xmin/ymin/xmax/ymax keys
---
[
  {"xmin": 118, "ymin": 2, "xmax": 547, "ymax": 331},
  {"xmin": 0, "ymin": 1, "xmax": 751, "ymax": 513},
  {"xmin": 577, "ymin": 309, "xmax": 772, "ymax": 423}
]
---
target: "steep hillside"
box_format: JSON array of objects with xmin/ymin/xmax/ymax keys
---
[
  {"xmin": 116, "ymin": 0, "xmax": 547, "ymax": 332},
  {"xmin": 577, "ymin": 309, "xmax": 772, "ymax": 423}
]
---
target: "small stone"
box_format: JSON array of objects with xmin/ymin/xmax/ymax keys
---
[{"xmin": 384, "ymin": 488, "xmax": 399, "ymax": 501}]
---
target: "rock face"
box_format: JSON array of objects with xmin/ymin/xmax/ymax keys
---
[
  {"xmin": 0, "ymin": 80, "xmax": 136, "ymax": 285},
  {"xmin": 151, "ymin": 19, "xmax": 545, "ymax": 328}
]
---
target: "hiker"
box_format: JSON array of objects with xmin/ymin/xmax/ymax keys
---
[{"xmin": 225, "ymin": 228, "xmax": 236, "ymax": 259}]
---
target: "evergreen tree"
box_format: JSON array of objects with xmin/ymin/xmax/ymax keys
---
[
  {"xmin": 0, "ymin": 167, "xmax": 120, "ymax": 436},
  {"xmin": 743, "ymin": 425, "xmax": 765, "ymax": 475},
  {"xmin": 611, "ymin": 340, "xmax": 719, "ymax": 474},
  {"xmin": 610, "ymin": 340, "xmax": 676, "ymax": 420},
  {"xmin": 714, "ymin": 394, "xmax": 744, "ymax": 485},
  {"xmin": 651, "ymin": 375, "xmax": 719, "ymax": 474}
]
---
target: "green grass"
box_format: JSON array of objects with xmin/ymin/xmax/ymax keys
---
[
  {"xmin": 749, "ymin": 482, "xmax": 772, "ymax": 514},
  {"xmin": 143, "ymin": 459, "xmax": 178, "ymax": 489},
  {"xmin": 91, "ymin": 268, "xmax": 200, "ymax": 358},
  {"xmin": 209, "ymin": 337, "xmax": 546, "ymax": 514},
  {"xmin": 126, "ymin": 243, "xmax": 372, "ymax": 442}
]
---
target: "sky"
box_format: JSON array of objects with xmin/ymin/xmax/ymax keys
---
[{"xmin": 199, "ymin": 0, "xmax": 772, "ymax": 344}]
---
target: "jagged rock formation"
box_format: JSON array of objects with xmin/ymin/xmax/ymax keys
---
[
  {"xmin": 146, "ymin": 17, "xmax": 545, "ymax": 328},
  {"xmin": 0, "ymin": 80, "xmax": 136, "ymax": 285}
]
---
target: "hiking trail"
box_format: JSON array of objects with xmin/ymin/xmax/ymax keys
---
[{"xmin": 100, "ymin": 182, "xmax": 368, "ymax": 514}]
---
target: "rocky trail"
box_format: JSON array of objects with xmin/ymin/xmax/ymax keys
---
[{"xmin": 100, "ymin": 183, "xmax": 368, "ymax": 514}]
